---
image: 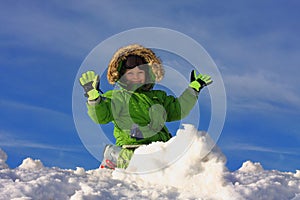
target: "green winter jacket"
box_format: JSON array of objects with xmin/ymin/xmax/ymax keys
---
[{"xmin": 87, "ymin": 87, "xmax": 199, "ymax": 146}]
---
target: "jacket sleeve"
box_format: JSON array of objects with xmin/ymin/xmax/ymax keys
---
[
  {"xmin": 86, "ymin": 99, "xmax": 112, "ymax": 124},
  {"xmin": 159, "ymin": 87, "xmax": 199, "ymax": 122},
  {"xmin": 86, "ymin": 91, "xmax": 123, "ymax": 124}
]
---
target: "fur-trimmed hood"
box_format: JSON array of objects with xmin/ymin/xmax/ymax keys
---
[{"xmin": 107, "ymin": 44, "xmax": 164, "ymax": 85}]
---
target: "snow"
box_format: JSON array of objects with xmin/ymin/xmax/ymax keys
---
[
  {"xmin": 1, "ymin": 125, "xmax": 300, "ymax": 200},
  {"xmin": 18, "ymin": 158, "xmax": 44, "ymax": 170},
  {"xmin": 237, "ymin": 161, "xmax": 264, "ymax": 173},
  {"xmin": 0, "ymin": 150, "xmax": 8, "ymax": 170}
]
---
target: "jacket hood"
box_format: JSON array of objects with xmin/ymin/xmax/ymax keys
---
[{"xmin": 107, "ymin": 44, "xmax": 164, "ymax": 85}]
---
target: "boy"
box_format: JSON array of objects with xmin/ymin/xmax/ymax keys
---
[{"xmin": 79, "ymin": 44, "xmax": 212, "ymax": 169}]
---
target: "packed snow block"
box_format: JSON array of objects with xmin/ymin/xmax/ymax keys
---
[{"xmin": 0, "ymin": 148, "xmax": 8, "ymax": 169}]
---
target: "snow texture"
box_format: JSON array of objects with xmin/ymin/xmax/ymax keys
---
[
  {"xmin": 0, "ymin": 124, "xmax": 299, "ymax": 200},
  {"xmin": 0, "ymin": 150, "xmax": 8, "ymax": 170}
]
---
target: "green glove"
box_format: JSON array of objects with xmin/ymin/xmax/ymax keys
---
[
  {"xmin": 79, "ymin": 71, "xmax": 100, "ymax": 100},
  {"xmin": 189, "ymin": 70, "xmax": 212, "ymax": 92}
]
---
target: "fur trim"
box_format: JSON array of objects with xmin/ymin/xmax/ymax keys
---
[{"xmin": 107, "ymin": 44, "xmax": 164, "ymax": 84}]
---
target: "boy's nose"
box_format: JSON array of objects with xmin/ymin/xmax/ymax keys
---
[{"xmin": 132, "ymin": 73, "xmax": 139, "ymax": 79}]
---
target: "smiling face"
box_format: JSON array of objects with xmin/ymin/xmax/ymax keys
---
[{"xmin": 124, "ymin": 66, "xmax": 146, "ymax": 84}]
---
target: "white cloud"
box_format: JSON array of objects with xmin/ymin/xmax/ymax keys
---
[
  {"xmin": 0, "ymin": 130, "xmax": 79, "ymax": 152},
  {"xmin": 0, "ymin": 2, "xmax": 106, "ymax": 57},
  {"xmin": 0, "ymin": 99, "xmax": 75, "ymax": 135},
  {"xmin": 0, "ymin": 99, "xmax": 71, "ymax": 119},
  {"xmin": 223, "ymin": 142, "xmax": 300, "ymax": 156},
  {"xmin": 223, "ymin": 71, "xmax": 300, "ymax": 113}
]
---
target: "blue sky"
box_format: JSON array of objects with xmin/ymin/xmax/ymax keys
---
[{"xmin": 1, "ymin": 0, "xmax": 300, "ymax": 171}]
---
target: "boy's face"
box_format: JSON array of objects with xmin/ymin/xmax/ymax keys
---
[{"xmin": 124, "ymin": 66, "xmax": 146, "ymax": 84}]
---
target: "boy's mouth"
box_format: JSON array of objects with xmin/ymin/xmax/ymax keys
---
[{"xmin": 130, "ymin": 81, "xmax": 143, "ymax": 84}]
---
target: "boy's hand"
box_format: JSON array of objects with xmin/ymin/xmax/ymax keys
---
[
  {"xmin": 189, "ymin": 70, "xmax": 212, "ymax": 92},
  {"xmin": 130, "ymin": 124, "xmax": 143, "ymax": 140},
  {"xmin": 79, "ymin": 71, "xmax": 100, "ymax": 100}
]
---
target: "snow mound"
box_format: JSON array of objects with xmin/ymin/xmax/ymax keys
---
[
  {"xmin": 232, "ymin": 165, "xmax": 300, "ymax": 200},
  {"xmin": 295, "ymin": 170, "xmax": 300, "ymax": 178},
  {"xmin": 18, "ymin": 158, "xmax": 44, "ymax": 170},
  {"xmin": 238, "ymin": 161, "xmax": 264, "ymax": 173},
  {"xmin": 113, "ymin": 124, "xmax": 241, "ymax": 199},
  {"xmin": 0, "ymin": 149, "xmax": 8, "ymax": 169},
  {"xmin": 0, "ymin": 125, "xmax": 300, "ymax": 199},
  {"xmin": 74, "ymin": 167, "xmax": 86, "ymax": 176}
]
